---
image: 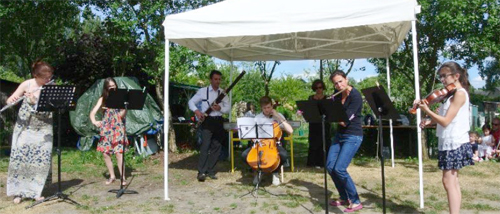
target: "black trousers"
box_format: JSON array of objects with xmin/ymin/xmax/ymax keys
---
[
  {"xmin": 198, "ymin": 116, "xmax": 224, "ymax": 176},
  {"xmin": 307, "ymin": 122, "xmax": 331, "ymax": 167}
]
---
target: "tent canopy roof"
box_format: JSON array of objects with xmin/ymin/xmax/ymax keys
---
[{"xmin": 163, "ymin": 0, "xmax": 419, "ymax": 61}]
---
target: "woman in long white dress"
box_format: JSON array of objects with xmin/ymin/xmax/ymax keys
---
[{"xmin": 6, "ymin": 61, "xmax": 54, "ymax": 204}]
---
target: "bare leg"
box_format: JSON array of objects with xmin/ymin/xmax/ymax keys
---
[
  {"xmin": 103, "ymin": 153, "xmax": 116, "ymax": 184},
  {"xmin": 116, "ymin": 152, "xmax": 126, "ymax": 184},
  {"xmin": 442, "ymin": 169, "xmax": 461, "ymax": 214}
]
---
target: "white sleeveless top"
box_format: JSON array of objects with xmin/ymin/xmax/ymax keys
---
[{"xmin": 436, "ymin": 88, "xmax": 470, "ymax": 151}]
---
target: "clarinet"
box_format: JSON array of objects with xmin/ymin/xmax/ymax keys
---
[{"xmin": 194, "ymin": 71, "xmax": 246, "ymax": 129}]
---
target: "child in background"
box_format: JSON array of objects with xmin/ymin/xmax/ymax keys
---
[
  {"xmin": 469, "ymin": 131, "xmax": 479, "ymax": 162},
  {"xmin": 478, "ymin": 124, "xmax": 494, "ymax": 161}
]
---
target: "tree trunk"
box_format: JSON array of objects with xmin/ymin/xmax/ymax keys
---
[
  {"xmin": 168, "ymin": 109, "xmax": 177, "ymax": 152},
  {"xmin": 421, "ymin": 127, "xmax": 429, "ymax": 160},
  {"xmin": 156, "ymin": 78, "xmax": 177, "ymax": 152}
]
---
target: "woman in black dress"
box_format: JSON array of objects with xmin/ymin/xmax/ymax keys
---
[{"xmin": 307, "ymin": 79, "xmax": 331, "ymax": 168}]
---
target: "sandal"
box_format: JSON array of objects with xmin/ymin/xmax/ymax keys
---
[
  {"xmin": 329, "ymin": 199, "xmax": 348, "ymax": 206},
  {"xmin": 105, "ymin": 177, "xmax": 116, "ymax": 185},
  {"xmin": 344, "ymin": 203, "xmax": 363, "ymax": 212},
  {"xmin": 13, "ymin": 196, "xmax": 22, "ymax": 204}
]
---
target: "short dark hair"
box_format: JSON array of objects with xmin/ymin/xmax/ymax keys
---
[
  {"xmin": 329, "ymin": 70, "xmax": 347, "ymax": 81},
  {"xmin": 209, "ymin": 70, "xmax": 222, "ymax": 79},
  {"xmin": 311, "ymin": 79, "xmax": 326, "ymax": 91},
  {"xmin": 482, "ymin": 124, "xmax": 491, "ymax": 131},
  {"xmin": 259, "ymin": 96, "xmax": 273, "ymax": 107}
]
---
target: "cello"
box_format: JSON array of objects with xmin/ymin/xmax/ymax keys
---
[{"xmin": 246, "ymin": 103, "xmax": 282, "ymax": 173}]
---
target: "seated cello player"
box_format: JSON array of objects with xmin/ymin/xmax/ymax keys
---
[{"xmin": 241, "ymin": 96, "xmax": 293, "ymax": 186}]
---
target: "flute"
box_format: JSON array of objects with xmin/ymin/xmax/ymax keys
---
[
  {"xmin": 0, "ymin": 80, "xmax": 54, "ymax": 113},
  {"xmin": 328, "ymin": 87, "xmax": 348, "ymax": 99}
]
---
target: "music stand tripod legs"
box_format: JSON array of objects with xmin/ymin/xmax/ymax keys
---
[
  {"xmin": 108, "ymin": 104, "xmax": 138, "ymax": 198},
  {"xmin": 26, "ymin": 108, "xmax": 80, "ymax": 209},
  {"xmin": 240, "ymin": 143, "xmax": 277, "ymax": 198},
  {"xmin": 108, "ymin": 151, "xmax": 138, "ymax": 198}
]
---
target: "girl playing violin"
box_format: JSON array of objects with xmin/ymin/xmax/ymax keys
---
[
  {"xmin": 415, "ymin": 61, "xmax": 473, "ymax": 214},
  {"xmin": 241, "ymin": 96, "xmax": 293, "ymax": 186}
]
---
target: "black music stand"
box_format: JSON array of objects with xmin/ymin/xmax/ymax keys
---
[
  {"xmin": 296, "ymin": 98, "xmax": 348, "ymax": 214},
  {"xmin": 237, "ymin": 117, "xmax": 276, "ymax": 198},
  {"xmin": 361, "ymin": 86, "xmax": 399, "ymax": 214},
  {"xmin": 26, "ymin": 85, "xmax": 79, "ymax": 209},
  {"xmin": 105, "ymin": 88, "xmax": 146, "ymax": 198}
]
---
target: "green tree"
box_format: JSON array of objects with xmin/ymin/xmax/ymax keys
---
[
  {"xmin": 269, "ymin": 74, "xmax": 310, "ymax": 119},
  {"xmin": 368, "ymin": 0, "xmax": 500, "ymax": 159},
  {"xmin": 481, "ymin": 59, "xmax": 500, "ymax": 92},
  {"xmin": 81, "ymin": 0, "xmax": 221, "ymax": 108},
  {"xmin": 370, "ymin": 0, "xmax": 500, "ymax": 112},
  {"xmin": 255, "ymin": 61, "xmax": 280, "ymax": 96},
  {"xmin": 0, "ymin": 1, "xmax": 80, "ymax": 78}
]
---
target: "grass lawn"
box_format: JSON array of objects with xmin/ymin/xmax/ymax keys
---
[{"xmin": 0, "ymin": 135, "xmax": 499, "ymax": 213}]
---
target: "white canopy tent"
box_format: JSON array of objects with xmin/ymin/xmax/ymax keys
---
[{"xmin": 163, "ymin": 0, "xmax": 424, "ymax": 208}]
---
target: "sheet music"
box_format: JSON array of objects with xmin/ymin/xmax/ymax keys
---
[{"xmin": 237, "ymin": 117, "xmax": 274, "ymax": 139}]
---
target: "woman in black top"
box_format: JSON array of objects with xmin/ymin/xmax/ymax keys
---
[
  {"xmin": 307, "ymin": 79, "xmax": 331, "ymax": 167},
  {"xmin": 326, "ymin": 70, "xmax": 364, "ymax": 212}
]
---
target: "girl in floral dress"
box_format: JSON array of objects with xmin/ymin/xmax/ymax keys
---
[
  {"xmin": 6, "ymin": 61, "xmax": 54, "ymax": 204},
  {"xmin": 90, "ymin": 77, "xmax": 128, "ymax": 185}
]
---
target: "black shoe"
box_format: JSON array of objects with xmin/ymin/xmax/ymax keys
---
[
  {"xmin": 197, "ymin": 173, "xmax": 206, "ymax": 182},
  {"xmin": 208, "ymin": 174, "xmax": 218, "ymax": 180}
]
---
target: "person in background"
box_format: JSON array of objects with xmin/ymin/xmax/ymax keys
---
[
  {"xmin": 244, "ymin": 102, "xmax": 256, "ymax": 118},
  {"xmin": 188, "ymin": 70, "xmax": 230, "ymax": 182},
  {"xmin": 468, "ymin": 131, "xmax": 479, "ymax": 162},
  {"xmin": 6, "ymin": 60, "xmax": 54, "ymax": 204},
  {"xmin": 326, "ymin": 70, "xmax": 364, "ymax": 212},
  {"xmin": 307, "ymin": 79, "xmax": 331, "ymax": 168},
  {"xmin": 90, "ymin": 77, "xmax": 129, "ymax": 186},
  {"xmin": 478, "ymin": 124, "xmax": 494, "ymax": 161},
  {"xmin": 491, "ymin": 117, "xmax": 500, "ymax": 157},
  {"xmin": 417, "ymin": 61, "xmax": 473, "ymax": 214},
  {"xmin": 241, "ymin": 96, "xmax": 293, "ymax": 186}
]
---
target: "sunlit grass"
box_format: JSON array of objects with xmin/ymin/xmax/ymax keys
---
[{"xmin": 1, "ymin": 134, "xmax": 499, "ymax": 213}]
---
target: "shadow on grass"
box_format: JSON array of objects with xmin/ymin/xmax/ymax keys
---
[
  {"xmin": 108, "ymin": 164, "xmax": 136, "ymax": 179},
  {"xmin": 396, "ymin": 161, "xmax": 440, "ymax": 173},
  {"xmin": 359, "ymin": 192, "xmax": 424, "ymax": 213},
  {"xmin": 43, "ymin": 178, "xmax": 84, "ymax": 196},
  {"xmin": 168, "ymin": 152, "xmax": 200, "ymax": 171},
  {"xmin": 286, "ymin": 178, "xmax": 344, "ymax": 213},
  {"xmin": 287, "ymin": 178, "xmax": 424, "ymax": 213}
]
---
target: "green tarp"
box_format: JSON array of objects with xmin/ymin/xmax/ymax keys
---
[{"xmin": 70, "ymin": 77, "xmax": 163, "ymax": 150}]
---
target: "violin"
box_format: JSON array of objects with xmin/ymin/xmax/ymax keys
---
[{"xmin": 409, "ymin": 83, "xmax": 457, "ymax": 114}]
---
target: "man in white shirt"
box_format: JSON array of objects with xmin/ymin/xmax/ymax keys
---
[{"xmin": 188, "ymin": 70, "xmax": 230, "ymax": 182}]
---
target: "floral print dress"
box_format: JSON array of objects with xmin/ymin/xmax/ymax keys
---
[
  {"xmin": 7, "ymin": 99, "xmax": 53, "ymax": 199},
  {"xmin": 97, "ymin": 108, "xmax": 128, "ymax": 154}
]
